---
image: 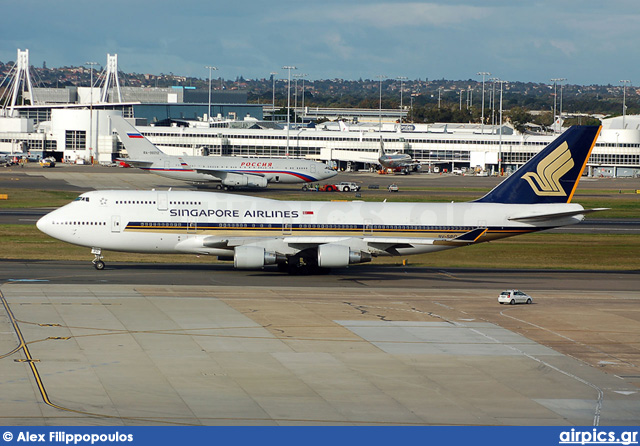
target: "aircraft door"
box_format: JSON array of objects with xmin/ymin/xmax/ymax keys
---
[
  {"xmin": 111, "ymin": 215, "xmax": 121, "ymax": 233},
  {"xmin": 282, "ymin": 219, "xmax": 292, "ymax": 235},
  {"xmin": 363, "ymin": 218, "xmax": 373, "ymax": 235},
  {"xmin": 310, "ymin": 163, "xmax": 316, "ymax": 174},
  {"xmin": 157, "ymin": 192, "xmax": 168, "ymax": 211}
]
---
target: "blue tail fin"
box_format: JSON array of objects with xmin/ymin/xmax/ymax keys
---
[{"xmin": 475, "ymin": 125, "xmax": 601, "ymax": 204}]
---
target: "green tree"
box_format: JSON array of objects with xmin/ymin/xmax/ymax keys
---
[{"xmin": 507, "ymin": 106, "xmax": 533, "ymax": 133}]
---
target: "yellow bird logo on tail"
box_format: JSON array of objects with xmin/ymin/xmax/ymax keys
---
[{"xmin": 522, "ymin": 141, "xmax": 574, "ymax": 196}]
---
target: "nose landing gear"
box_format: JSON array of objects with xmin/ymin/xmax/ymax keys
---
[{"xmin": 91, "ymin": 247, "xmax": 105, "ymax": 270}]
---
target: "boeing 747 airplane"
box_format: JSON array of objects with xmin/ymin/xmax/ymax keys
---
[
  {"xmin": 37, "ymin": 126, "xmax": 604, "ymax": 274},
  {"xmin": 111, "ymin": 116, "xmax": 337, "ymax": 189}
]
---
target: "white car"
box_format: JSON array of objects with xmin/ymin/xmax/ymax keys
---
[
  {"xmin": 335, "ymin": 182, "xmax": 360, "ymax": 192},
  {"xmin": 498, "ymin": 290, "xmax": 533, "ymax": 305}
]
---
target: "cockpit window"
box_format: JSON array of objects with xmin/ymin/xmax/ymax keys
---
[{"xmin": 74, "ymin": 196, "xmax": 90, "ymax": 202}]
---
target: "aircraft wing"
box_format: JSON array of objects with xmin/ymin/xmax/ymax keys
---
[
  {"xmin": 198, "ymin": 227, "xmax": 488, "ymax": 255},
  {"xmin": 191, "ymin": 168, "xmax": 266, "ymax": 179}
]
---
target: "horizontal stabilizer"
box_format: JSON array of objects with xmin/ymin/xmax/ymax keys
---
[
  {"xmin": 508, "ymin": 208, "xmax": 610, "ymax": 222},
  {"xmin": 115, "ymin": 158, "xmax": 154, "ymax": 168}
]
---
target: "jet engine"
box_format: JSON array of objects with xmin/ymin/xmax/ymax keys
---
[
  {"xmin": 222, "ymin": 173, "xmax": 268, "ymax": 188},
  {"xmin": 234, "ymin": 245, "xmax": 284, "ymax": 269},
  {"xmin": 317, "ymin": 244, "xmax": 372, "ymax": 268}
]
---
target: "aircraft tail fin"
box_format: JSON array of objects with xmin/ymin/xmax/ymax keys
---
[
  {"xmin": 475, "ymin": 125, "xmax": 601, "ymax": 204},
  {"xmin": 379, "ymin": 135, "xmax": 386, "ymax": 158},
  {"xmin": 111, "ymin": 115, "xmax": 164, "ymax": 159}
]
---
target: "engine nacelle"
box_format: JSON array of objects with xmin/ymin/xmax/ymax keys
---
[
  {"xmin": 317, "ymin": 244, "xmax": 372, "ymax": 268},
  {"xmin": 247, "ymin": 176, "xmax": 268, "ymax": 188},
  {"xmin": 234, "ymin": 245, "xmax": 282, "ymax": 269},
  {"xmin": 222, "ymin": 173, "xmax": 248, "ymax": 187},
  {"xmin": 222, "ymin": 173, "xmax": 268, "ymax": 188}
]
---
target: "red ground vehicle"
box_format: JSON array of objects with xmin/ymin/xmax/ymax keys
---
[{"xmin": 302, "ymin": 183, "xmax": 338, "ymax": 192}]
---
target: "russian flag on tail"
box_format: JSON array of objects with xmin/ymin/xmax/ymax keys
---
[{"xmin": 127, "ymin": 133, "xmax": 144, "ymax": 139}]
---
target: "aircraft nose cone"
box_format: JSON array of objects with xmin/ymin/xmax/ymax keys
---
[{"xmin": 36, "ymin": 212, "xmax": 52, "ymax": 235}]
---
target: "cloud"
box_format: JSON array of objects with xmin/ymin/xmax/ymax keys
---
[
  {"xmin": 549, "ymin": 40, "xmax": 577, "ymax": 57},
  {"xmin": 322, "ymin": 33, "xmax": 356, "ymax": 61},
  {"xmin": 271, "ymin": 2, "xmax": 492, "ymax": 29}
]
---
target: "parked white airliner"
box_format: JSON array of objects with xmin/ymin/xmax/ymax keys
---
[
  {"xmin": 37, "ymin": 126, "xmax": 604, "ymax": 274},
  {"xmin": 377, "ymin": 137, "xmax": 420, "ymax": 173},
  {"xmin": 111, "ymin": 116, "xmax": 337, "ymax": 189}
]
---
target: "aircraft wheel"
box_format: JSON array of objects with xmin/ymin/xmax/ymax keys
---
[
  {"xmin": 94, "ymin": 260, "xmax": 105, "ymax": 270},
  {"xmin": 216, "ymin": 184, "xmax": 223, "ymax": 190}
]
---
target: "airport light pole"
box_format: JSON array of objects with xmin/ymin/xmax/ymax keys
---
[
  {"xmin": 459, "ymin": 89, "xmax": 464, "ymax": 111},
  {"xmin": 551, "ymin": 78, "xmax": 564, "ymax": 133},
  {"xmin": 620, "ymin": 80, "xmax": 631, "ymax": 129},
  {"xmin": 477, "ymin": 72, "xmax": 490, "ymax": 134},
  {"xmin": 300, "ymin": 74, "xmax": 308, "ymax": 124},
  {"xmin": 410, "ymin": 94, "xmax": 414, "ymax": 122},
  {"xmin": 438, "ymin": 86, "xmax": 443, "ymax": 109},
  {"xmin": 496, "ymin": 79, "xmax": 507, "ymax": 175},
  {"xmin": 293, "ymin": 73, "xmax": 307, "ymax": 126},
  {"xmin": 397, "ymin": 76, "xmax": 407, "ymax": 115},
  {"xmin": 377, "ymin": 75, "xmax": 387, "ymax": 130},
  {"xmin": 558, "ymin": 78, "xmax": 566, "ymax": 129},
  {"xmin": 205, "ymin": 66, "xmax": 218, "ymax": 123},
  {"xmin": 551, "ymin": 77, "xmax": 566, "ymax": 132},
  {"xmin": 270, "ymin": 72, "xmax": 277, "ymax": 116},
  {"xmin": 282, "ymin": 66, "xmax": 297, "ymax": 156},
  {"xmin": 293, "ymin": 74, "xmax": 300, "ymax": 127},
  {"xmin": 490, "ymin": 78, "xmax": 498, "ymax": 129},
  {"xmin": 85, "ymin": 61, "xmax": 97, "ymax": 164}
]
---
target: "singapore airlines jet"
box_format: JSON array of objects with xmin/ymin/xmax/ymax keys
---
[
  {"xmin": 111, "ymin": 116, "xmax": 337, "ymax": 189},
  {"xmin": 37, "ymin": 126, "xmax": 603, "ymax": 274}
]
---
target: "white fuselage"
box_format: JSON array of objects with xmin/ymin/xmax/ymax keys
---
[
  {"xmin": 378, "ymin": 153, "xmax": 413, "ymax": 169},
  {"xmin": 37, "ymin": 190, "xmax": 585, "ymax": 259},
  {"xmin": 141, "ymin": 155, "xmax": 337, "ymax": 184}
]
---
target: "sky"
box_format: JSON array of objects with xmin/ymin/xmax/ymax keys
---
[{"xmin": 2, "ymin": 0, "xmax": 639, "ymax": 85}]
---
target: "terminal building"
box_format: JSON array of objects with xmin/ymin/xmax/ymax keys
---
[{"xmin": 1, "ymin": 49, "xmax": 639, "ymax": 177}]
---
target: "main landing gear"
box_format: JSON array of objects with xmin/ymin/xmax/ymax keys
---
[{"xmin": 91, "ymin": 247, "xmax": 105, "ymax": 270}]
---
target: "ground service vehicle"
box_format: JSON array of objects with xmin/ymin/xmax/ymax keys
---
[{"xmin": 335, "ymin": 182, "xmax": 360, "ymax": 192}]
